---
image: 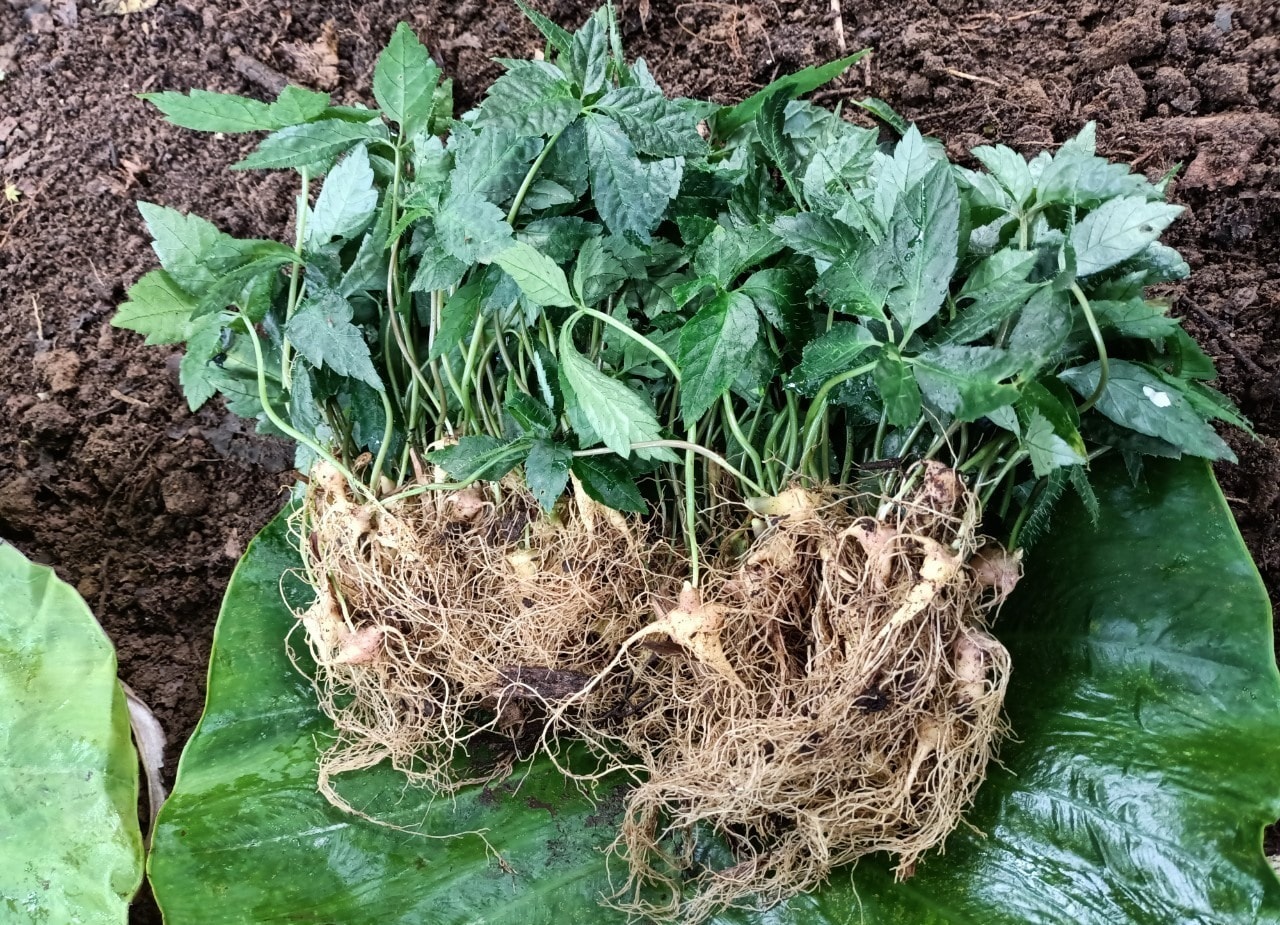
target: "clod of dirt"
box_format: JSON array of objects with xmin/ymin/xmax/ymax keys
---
[
  {"xmin": 1194, "ymin": 62, "xmax": 1253, "ymax": 107},
  {"xmin": 1080, "ymin": 13, "xmax": 1165, "ymax": 73},
  {"xmin": 1152, "ymin": 66, "xmax": 1200, "ymax": 113},
  {"xmin": 0, "ymin": 476, "xmax": 39, "ymax": 535},
  {"xmin": 21, "ymin": 401, "xmax": 76, "ymax": 447},
  {"xmin": 161, "ymin": 470, "xmax": 208, "ymax": 517},
  {"xmin": 33, "ymin": 348, "xmax": 81, "ymax": 394}
]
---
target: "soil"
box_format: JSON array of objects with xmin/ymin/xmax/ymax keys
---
[{"xmin": 0, "ymin": 0, "xmax": 1276, "ymax": 921}]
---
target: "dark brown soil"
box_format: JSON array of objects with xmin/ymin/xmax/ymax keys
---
[{"xmin": 0, "ymin": 0, "xmax": 1276, "ymax": 920}]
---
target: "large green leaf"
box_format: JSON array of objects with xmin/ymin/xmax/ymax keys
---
[
  {"xmin": 0, "ymin": 542, "xmax": 143, "ymax": 924},
  {"xmin": 150, "ymin": 461, "xmax": 1280, "ymax": 923}
]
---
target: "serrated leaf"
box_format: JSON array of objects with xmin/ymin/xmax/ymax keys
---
[
  {"xmin": 141, "ymin": 89, "xmax": 278, "ymax": 133},
  {"xmin": 1037, "ymin": 150, "xmax": 1153, "ymax": 207},
  {"xmin": 583, "ymin": 113, "xmax": 682, "ymax": 243},
  {"xmin": 793, "ymin": 323, "xmax": 877, "ymax": 394},
  {"xmin": 874, "ymin": 348, "xmax": 921, "ymax": 426},
  {"xmin": 970, "ymin": 144, "xmax": 1034, "ymax": 208},
  {"xmin": 1061, "ymin": 359, "xmax": 1235, "ymax": 461},
  {"xmin": 712, "ymin": 51, "xmax": 866, "ymax": 138},
  {"xmin": 518, "ymin": 178, "xmax": 576, "ymax": 212},
  {"xmin": 1162, "ymin": 326, "xmax": 1217, "ymax": 381},
  {"xmin": 475, "ymin": 61, "xmax": 580, "ymax": 137},
  {"xmin": 450, "ymin": 125, "xmax": 544, "ymax": 204},
  {"xmin": 306, "ymin": 145, "xmax": 378, "ymax": 248},
  {"xmin": 568, "ymin": 8, "xmax": 608, "ymax": 96},
  {"xmin": 436, "ymin": 189, "xmax": 513, "ymax": 263},
  {"xmin": 558, "ymin": 332, "xmax": 668, "ymax": 460},
  {"xmin": 1008, "ymin": 289, "xmax": 1073, "ymax": 375},
  {"xmin": 284, "ymin": 290, "xmax": 383, "ymax": 390},
  {"xmin": 739, "ymin": 266, "xmax": 812, "ymax": 341},
  {"xmin": 179, "ymin": 314, "xmax": 227, "ymax": 411},
  {"xmin": 593, "ymin": 88, "xmax": 712, "ymax": 157},
  {"xmin": 571, "ymin": 236, "xmax": 628, "ymax": 306},
  {"xmin": 373, "ymin": 23, "xmax": 440, "ymax": 137},
  {"xmin": 270, "ymin": 86, "xmax": 332, "ymax": 127},
  {"xmin": 692, "ymin": 223, "xmax": 782, "ymax": 286},
  {"xmin": 802, "ymin": 130, "xmax": 878, "ymax": 212},
  {"xmin": 525, "ymin": 439, "xmax": 573, "ymax": 511},
  {"xmin": 514, "ymin": 0, "xmax": 574, "ymax": 56},
  {"xmin": 1091, "ymin": 298, "xmax": 1179, "ymax": 340},
  {"xmin": 912, "ymin": 345, "xmax": 1021, "ymax": 421},
  {"xmin": 874, "ymin": 125, "xmax": 942, "ymax": 224},
  {"xmin": 233, "ymin": 119, "xmax": 386, "ymax": 171},
  {"xmin": 1070, "ymin": 197, "xmax": 1183, "ymax": 277},
  {"xmin": 1022, "ymin": 409, "xmax": 1086, "ymax": 477},
  {"xmin": 1018, "ymin": 380, "xmax": 1087, "ymax": 459},
  {"xmin": 757, "ymin": 91, "xmax": 804, "ymax": 204},
  {"xmin": 570, "ymin": 455, "xmax": 647, "ymax": 513},
  {"xmin": 935, "ymin": 249, "xmax": 1042, "ymax": 346},
  {"xmin": 138, "ymin": 202, "xmax": 225, "ymax": 296},
  {"xmin": 428, "ymin": 435, "xmax": 529, "ymax": 482},
  {"xmin": 772, "ymin": 212, "xmax": 860, "ymax": 263},
  {"xmin": 884, "ymin": 159, "xmax": 960, "ymax": 338},
  {"xmin": 678, "ymin": 289, "xmax": 759, "ymax": 423},
  {"xmin": 409, "ymin": 232, "xmax": 468, "ymax": 294},
  {"xmin": 1066, "ymin": 463, "xmax": 1100, "ymax": 524},
  {"xmin": 851, "ymin": 96, "xmax": 909, "ymax": 134},
  {"xmin": 112, "ymin": 270, "xmax": 197, "ymax": 345},
  {"xmin": 491, "ymin": 241, "xmax": 576, "ymax": 308},
  {"xmin": 505, "ymin": 391, "xmax": 556, "ymax": 437}
]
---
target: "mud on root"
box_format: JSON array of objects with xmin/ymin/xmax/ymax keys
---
[
  {"xmin": 291, "ymin": 465, "xmax": 668, "ymax": 802},
  {"xmin": 571, "ymin": 465, "xmax": 1016, "ymax": 922}
]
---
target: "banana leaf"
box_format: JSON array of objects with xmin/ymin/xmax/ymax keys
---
[
  {"xmin": 0, "ymin": 542, "xmax": 143, "ymax": 924},
  {"xmin": 148, "ymin": 459, "xmax": 1280, "ymax": 923}
]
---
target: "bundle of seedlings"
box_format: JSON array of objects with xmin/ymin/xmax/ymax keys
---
[{"xmin": 116, "ymin": 2, "xmax": 1248, "ymax": 919}]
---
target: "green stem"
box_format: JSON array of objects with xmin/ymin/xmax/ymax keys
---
[
  {"xmin": 240, "ymin": 316, "xmax": 365, "ymax": 495},
  {"xmin": 797, "ymin": 360, "xmax": 878, "ymax": 470},
  {"xmin": 1071, "ymin": 282, "xmax": 1109, "ymax": 414},
  {"xmin": 281, "ymin": 166, "xmax": 311, "ymax": 390},
  {"xmin": 370, "ymin": 388, "xmax": 395, "ymax": 489},
  {"xmin": 720, "ymin": 393, "xmax": 765, "ymax": 489},
  {"xmin": 566, "ymin": 307, "xmax": 681, "ymax": 381},
  {"xmin": 573, "ymin": 440, "xmax": 765, "ymax": 498},
  {"xmin": 684, "ymin": 425, "xmax": 700, "ymax": 588},
  {"xmin": 507, "ymin": 128, "xmax": 566, "ymax": 225}
]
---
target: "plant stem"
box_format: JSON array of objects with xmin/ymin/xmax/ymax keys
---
[
  {"xmin": 685, "ymin": 425, "xmax": 700, "ymax": 587},
  {"xmin": 573, "ymin": 441, "xmax": 765, "ymax": 498},
  {"xmin": 1071, "ymin": 282, "xmax": 1109, "ymax": 414},
  {"xmin": 720, "ymin": 393, "xmax": 765, "ymax": 488},
  {"xmin": 567, "ymin": 307, "xmax": 681, "ymax": 381},
  {"xmin": 798, "ymin": 360, "xmax": 878, "ymax": 471},
  {"xmin": 281, "ymin": 166, "xmax": 311, "ymax": 390},
  {"xmin": 507, "ymin": 128, "xmax": 566, "ymax": 225}
]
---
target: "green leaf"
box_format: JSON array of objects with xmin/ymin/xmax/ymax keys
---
[
  {"xmin": 1017, "ymin": 380, "xmax": 1086, "ymax": 458},
  {"xmin": 912, "ymin": 345, "xmax": 1021, "ymax": 421},
  {"xmin": 850, "ymin": 96, "xmax": 909, "ymax": 134},
  {"xmin": 1162, "ymin": 326, "xmax": 1218, "ymax": 380},
  {"xmin": 426, "ymin": 282, "xmax": 480, "ymax": 362},
  {"xmin": 593, "ymin": 88, "xmax": 712, "ymax": 157},
  {"xmin": 772, "ymin": 212, "xmax": 860, "ymax": 263},
  {"xmin": 1007, "ymin": 289, "xmax": 1073, "ymax": 375},
  {"xmin": 475, "ymin": 61, "xmax": 580, "ymax": 137},
  {"xmin": 568, "ymin": 8, "xmax": 608, "ymax": 95},
  {"xmin": 884, "ymin": 159, "xmax": 960, "ymax": 338},
  {"xmin": 492, "ymin": 241, "xmax": 576, "ymax": 308},
  {"xmin": 678, "ymin": 289, "xmax": 760, "ymax": 423},
  {"xmin": 306, "ymin": 145, "xmax": 378, "ymax": 248},
  {"xmin": 141, "ymin": 89, "xmax": 278, "ymax": 133},
  {"xmin": 1091, "ymin": 298, "xmax": 1180, "ymax": 340},
  {"xmin": 793, "ymin": 323, "xmax": 877, "ymax": 394},
  {"xmin": 233, "ymin": 119, "xmax": 387, "ymax": 171},
  {"xmin": 1037, "ymin": 149, "xmax": 1152, "ymax": 207},
  {"xmin": 284, "ymin": 290, "xmax": 383, "ymax": 390},
  {"xmin": 558, "ymin": 332, "xmax": 669, "ymax": 461},
  {"xmin": 692, "ymin": 223, "xmax": 782, "ymax": 286},
  {"xmin": 269, "ymin": 86, "xmax": 332, "ymax": 126},
  {"xmin": 0, "ymin": 543, "xmax": 143, "ymax": 925},
  {"xmin": 149, "ymin": 461, "xmax": 1280, "ymax": 924},
  {"xmin": 756, "ymin": 91, "xmax": 803, "ymax": 204},
  {"xmin": 1021, "ymin": 409, "xmax": 1086, "ymax": 477},
  {"xmin": 178, "ymin": 314, "xmax": 226, "ymax": 411},
  {"xmin": 1070, "ymin": 197, "xmax": 1184, "ymax": 277},
  {"xmin": 712, "ymin": 51, "xmax": 867, "ymax": 138},
  {"xmin": 409, "ymin": 233, "xmax": 468, "ymax": 293},
  {"xmin": 970, "ymin": 144, "xmax": 1034, "ymax": 208},
  {"xmin": 112, "ymin": 269, "xmax": 197, "ymax": 345},
  {"xmin": 137, "ymin": 201, "xmax": 225, "ymax": 296},
  {"xmin": 571, "ymin": 236, "xmax": 628, "ymax": 306},
  {"xmin": 935, "ymin": 249, "xmax": 1042, "ymax": 346},
  {"xmin": 1061, "ymin": 359, "xmax": 1235, "ymax": 461},
  {"xmin": 436, "ymin": 189, "xmax": 514, "ymax": 263},
  {"xmin": 450, "ymin": 125, "xmax": 544, "ymax": 204},
  {"xmin": 373, "ymin": 23, "xmax": 441, "ymax": 137},
  {"xmin": 514, "ymin": 0, "xmax": 574, "ymax": 56},
  {"xmin": 739, "ymin": 266, "xmax": 812, "ymax": 341},
  {"xmin": 1067, "ymin": 463, "xmax": 1101, "ymax": 524},
  {"xmin": 571, "ymin": 455, "xmax": 647, "ymax": 513},
  {"xmin": 505, "ymin": 391, "xmax": 556, "ymax": 437},
  {"xmin": 583, "ymin": 113, "xmax": 682, "ymax": 243},
  {"xmin": 874, "ymin": 348, "xmax": 922, "ymax": 426},
  {"xmin": 428, "ymin": 435, "xmax": 529, "ymax": 482},
  {"xmin": 525, "ymin": 439, "xmax": 574, "ymax": 511}
]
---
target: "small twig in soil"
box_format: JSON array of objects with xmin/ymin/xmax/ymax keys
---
[
  {"xmin": 231, "ymin": 50, "xmax": 288, "ymax": 95},
  {"xmin": 943, "ymin": 67, "xmax": 1002, "ymax": 88},
  {"xmin": 830, "ymin": 0, "xmax": 846, "ymax": 54},
  {"xmin": 1178, "ymin": 298, "xmax": 1275, "ymax": 389},
  {"xmin": 30, "ymin": 294, "xmax": 44, "ymax": 341},
  {"xmin": 109, "ymin": 388, "xmax": 150, "ymax": 409}
]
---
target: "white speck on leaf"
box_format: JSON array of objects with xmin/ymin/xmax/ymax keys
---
[{"xmin": 1143, "ymin": 385, "xmax": 1172, "ymax": 408}]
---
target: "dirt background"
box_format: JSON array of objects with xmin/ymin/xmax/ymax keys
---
[{"xmin": 0, "ymin": 0, "xmax": 1276, "ymax": 921}]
